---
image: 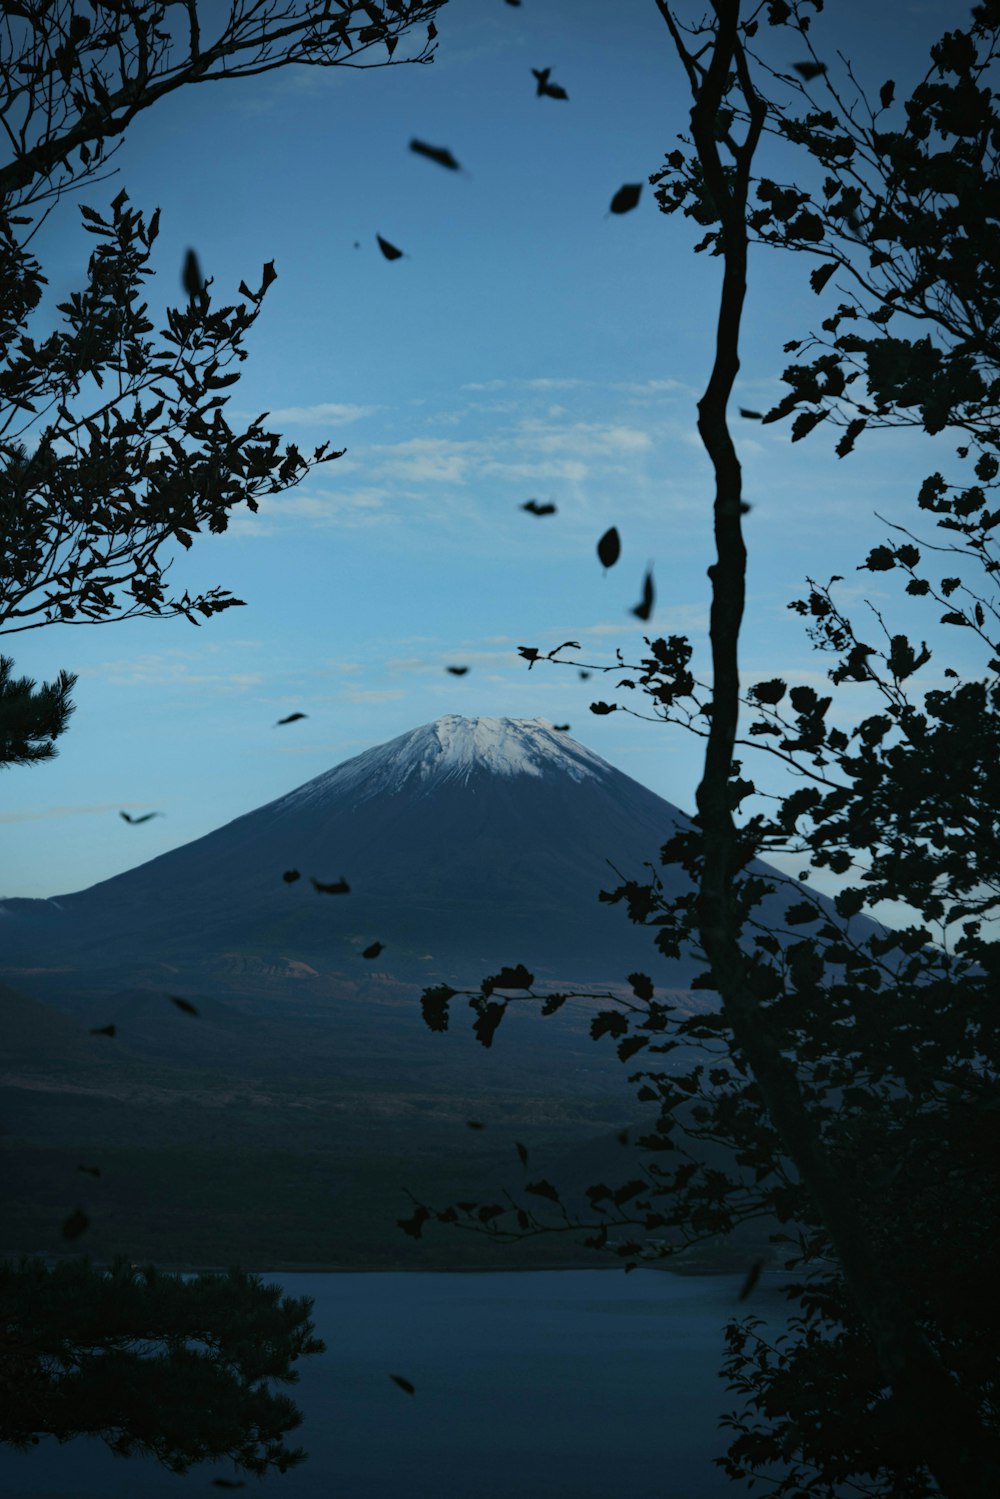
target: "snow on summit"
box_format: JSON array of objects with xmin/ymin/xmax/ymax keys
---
[{"xmin": 276, "ymin": 716, "xmax": 611, "ymax": 810}]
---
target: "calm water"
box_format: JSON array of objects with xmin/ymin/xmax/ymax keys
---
[{"xmin": 1, "ymin": 1268, "xmax": 791, "ymax": 1499}]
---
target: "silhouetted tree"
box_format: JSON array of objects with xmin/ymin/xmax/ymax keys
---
[
  {"xmin": 0, "ymin": 1257, "xmax": 324, "ymax": 1478},
  {"xmin": 0, "ymin": 0, "xmax": 445, "ymax": 754},
  {"xmin": 411, "ymin": 4, "xmax": 1000, "ymax": 1494}
]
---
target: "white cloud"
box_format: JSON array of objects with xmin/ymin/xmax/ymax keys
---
[
  {"xmin": 0, "ymin": 802, "xmax": 124, "ymax": 825},
  {"xmin": 265, "ymin": 402, "xmax": 379, "ymax": 426}
]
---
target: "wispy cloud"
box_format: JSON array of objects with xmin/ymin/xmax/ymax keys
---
[
  {"xmin": 83, "ymin": 650, "xmax": 264, "ymax": 691},
  {"xmin": 265, "ymin": 402, "xmax": 379, "ymax": 426},
  {"xmin": 0, "ymin": 802, "xmax": 124, "ymax": 825}
]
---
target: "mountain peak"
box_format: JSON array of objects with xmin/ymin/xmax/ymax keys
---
[{"xmin": 274, "ymin": 715, "xmax": 610, "ymax": 812}]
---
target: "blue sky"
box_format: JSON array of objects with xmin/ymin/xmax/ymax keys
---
[{"xmin": 1, "ymin": 0, "xmax": 969, "ymax": 902}]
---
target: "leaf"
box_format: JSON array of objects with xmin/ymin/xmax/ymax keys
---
[
  {"xmin": 628, "ymin": 972, "xmax": 654, "ymax": 1001},
  {"xmin": 630, "ymin": 566, "xmax": 655, "ymax": 622},
  {"xmin": 750, "ymin": 677, "xmax": 786, "ymax": 705},
  {"xmin": 62, "ymin": 1208, "xmax": 89, "ymax": 1241},
  {"xmin": 410, "ymin": 139, "xmax": 461, "ymax": 171},
  {"xmin": 169, "ymin": 995, "xmax": 199, "ymax": 1016},
  {"xmin": 275, "ymin": 711, "xmax": 307, "ymax": 725},
  {"xmin": 809, "ymin": 262, "xmax": 836, "ymax": 295},
  {"xmin": 119, "ymin": 811, "xmax": 163, "ymax": 824},
  {"xmin": 791, "ymin": 409, "xmax": 828, "ymax": 442},
  {"xmin": 282, "ymin": 869, "xmax": 301, "ymax": 883},
  {"xmin": 310, "ymin": 875, "xmax": 350, "ymax": 894},
  {"xmin": 518, "ymin": 646, "xmax": 541, "ymax": 668},
  {"xmin": 552, "ymin": 723, "xmax": 570, "ymax": 731},
  {"xmin": 521, "ymin": 498, "xmax": 556, "ymax": 515},
  {"xmin": 362, "ymin": 941, "xmax": 385, "ymax": 959},
  {"xmin": 792, "ymin": 60, "xmax": 827, "ymax": 80},
  {"xmin": 466, "ymin": 1119, "xmax": 484, "ymax": 1130},
  {"xmin": 77, "ymin": 1164, "xmax": 101, "ymax": 1177},
  {"xmin": 420, "ymin": 985, "xmax": 455, "ymax": 1032},
  {"xmin": 211, "ymin": 1480, "xmax": 247, "ymax": 1489},
  {"xmin": 590, "ymin": 701, "xmax": 617, "ymax": 715},
  {"xmin": 541, "ymin": 991, "xmax": 569, "ymax": 1015},
  {"xmin": 182, "ymin": 248, "xmax": 204, "ymax": 301},
  {"xmin": 515, "ymin": 1141, "xmax": 529, "ymax": 1167},
  {"xmin": 609, "ymin": 183, "xmax": 642, "ymax": 214},
  {"xmin": 879, "ymin": 79, "xmax": 895, "ymax": 109},
  {"xmin": 739, "ymin": 408, "xmax": 763, "ymax": 419},
  {"xmin": 483, "ymin": 963, "xmax": 534, "ymax": 991},
  {"xmin": 260, "ymin": 260, "xmax": 278, "ymax": 292},
  {"xmin": 90, "ymin": 1024, "xmax": 116, "ymax": 1038},
  {"xmin": 389, "ymin": 1374, "xmax": 416, "ymax": 1395},
  {"xmin": 397, "ymin": 1206, "xmax": 430, "ymax": 1239},
  {"xmin": 738, "ymin": 1258, "xmax": 765, "ymax": 1301},
  {"xmin": 525, "ymin": 1179, "xmax": 561, "ymax": 1203},
  {"xmin": 376, "ymin": 234, "xmax": 404, "ymax": 261},
  {"xmin": 472, "ymin": 1001, "xmax": 507, "ymax": 1048},
  {"xmin": 446, "ymin": 665, "xmax": 469, "ymax": 675},
  {"xmin": 597, "ymin": 526, "xmax": 621, "ymax": 568}
]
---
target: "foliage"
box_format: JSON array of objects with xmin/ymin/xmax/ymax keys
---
[
  {"xmin": 0, "ymin": 1256, "xmax": 324, "ymax": 1477},
  {"xmin": 0, "ymin": 651, "xmax": 75, "ymax": 766},
  {"xmin": 411, "ymin": 4, "xmax": 1000, "ymax": 1495}
]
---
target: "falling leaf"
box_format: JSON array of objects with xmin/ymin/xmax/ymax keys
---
[
  {"xmin": 211, "ymin": 1481, "xmax": 247, "ymax": 1491},
  {"xmin": 738, "ymin": 1258, "xmax": 765, "ymax": 1301},
  {"xmin": 282, "ymin": 869, "xmax": 301, "ymax": 884},
  {"xmin": 609, "ymin": 183, "xmax": 642, "ymax": 215},
  {"xmin": 77, "ymin": 1164, "xmax": 101, "ymax": 1177},
  {"xmin": 362, "ymin": 941, "xmax": 385, "ymax": 960},
  {"xmin": 879, "ymin": 79, "xmax": 895, "ymax": 109},
  {"xmin": 521, "ymin": 499, "xmax": 556, "ymax": 516},
  {"xmin": 516, "ymin": 1141, "xmax": 529, "ymax": 1167},
  {"xmin": 631, "ymin": 566, "xmax": 655, "ymax": 622},
  {"xmin": 579, "ymin": 670, "xmax": 591, "ymax": 681},
  {"xmin": 120, "ymin": 811, "xmax": 162, "ymax": 824},
  {"xmin": 616, "ymin": 1130, "xmax": 629, "ymax": 1146},
  {"xmin": 275, "ymin": 712, "xmax": 307, "ymax": 726},
  {"xmin": 182, "ymin": 248, "xmax": 204, "ymax": 302},
  {"xmin": 532, "ymin": 66, "xmax": 568, "ymax": 100},
  {"xmin": 89, "ymin": 1024, "xmax": 116, "ymax": 1038},
  {"xmin": 62, "ymin": 1208, "xmax": 89, "ymax": 1241},
  {"xmin": 169, "ymin": 995, "xmax": 199, "ymax": 1016},
  {"xmin": 377, "ymin": 234, "xmax": 404, "ymax": 261},
  {"xmin": 446, "ymin": 665, "xmax": 469, "ymax": 676},
  {"xmin": 793, "ymin": 60, "xmax": 827, "ymax": 80},
  {"xmin": 410, "ymin": 139, "xmax": 461, "ymax": 171},
  {"xmin": 552, "ymin": 723, "xmax": 570, "ymax": 731},
  {"xmin": 389, "ymin": 1374, "xmax": 416, "ymax": 1396},
  {"xmin": 597, "ymin": 527, "xmax": 621, "ymax": 568},
  {"xmin": 739, "ymin": 408, "xmax": 763, "ymax": 419},
  {"xmin": 466, "ymin": 1119, "xmax": 485, "ymax": 1130},
  {"xmin": 311, "ymin": 875, "xmax": 351, "ymax": 895}
]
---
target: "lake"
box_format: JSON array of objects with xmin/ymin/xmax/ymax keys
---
[{"xmin": 1, "ymin": 1267, "xmax": 792, "ymax": 1498}]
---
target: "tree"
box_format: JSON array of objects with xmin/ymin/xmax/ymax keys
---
[
  {"xmin": 406, "ymin": 4, "xmax": 1000, "ymax": 1494},
  {"xmin": 0, "ymin": 0, "xmax": 445, "ymax": 1477},
  {"xmin": 0, "ymin": 1257, "xmax": 324, "ymax": 1479},
  {"xmin": 0, "ymin": 0, "xmax": 446, "ymax": 754}
]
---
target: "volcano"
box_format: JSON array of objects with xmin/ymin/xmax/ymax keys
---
[{"xmin": 1, "ymin": 716, "xmax": 707, "ymax": 990}]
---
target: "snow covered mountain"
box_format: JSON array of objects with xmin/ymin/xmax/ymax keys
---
[{"xmin": 0, "ymin": 714, "xmax": 796, "ymax": 992}]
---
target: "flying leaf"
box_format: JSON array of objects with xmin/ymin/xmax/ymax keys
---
[
  {"xmin": 516, "ymin": 1141, "xmax": 529, "ymax": 1166},
  {"xmin": 521, "ymin": 499, "xmax": 557, "ymax": 516},
  {"xmin": 389, "ymin": 1374, "xmax": 416, "ymax": 1396},
  {"xmin": 552, "ymin": 723, "xmax": 570, "ymax": 731},
  {"xmin": 169, "ymin": 995, "xmax": 199, "ymax": 1016},
  {"xmin": 211, "ymin": 1480, "xmax": 247, "ymax": 1490},
  {"xmin": 631, "ymin": 566, "xmax": 655, "ymax": 622},
  {"xmin": 466, "ymin": 1119, "xmax": 485, "ymax": 1130},
  {"xmin": 738, "ymin": 1258, "xmax": 765, "ymax": 1301},
  {"xmin": 120, "ymin": 811, "xmax": 163, "ymax": 824},
  {"xmin": 579, "ymin": 670, "xmax": 591, "ymax": 680},
  {"xmin": 792, "ymin": 60, "xmax": 827, "ymax": 80},
  {"xmin": 90, "ymin": 1024, "xmax": 116, "ymax": 1038},
  {"xmin": 377, "ymin": 234, "xmax": 404, "ymax": 261},
  {"xmin": 609, "ymin": 183, "xmax": 642, "ymax": 215},
  {"xmin": 275, "ymin": 711, "xmax": 307, "ymax": 726},
  {"xmin": 182, "ymin": 248, "xmax": 204, "ymax": 302},
  {"xmin": 362, "ymin": 941, "xmax": 385, "ymax": 960},
  {"xmin": 446, "ymin": 665, "xmax": 469, "ymax": 676},
  {"xmin": 739, "ymin": 408, "xmax": 763, "ymax": 419},
  {"xmin": 597, "ymin": 527, "xmax": 621, "ymax": 568},
  {"xmin": 311, "ymin": 875, "xmax": 351, "ymax": 894},
  {"xmin": 77, "ymin": 1164, "xmax": 101, "ymax": 1177},
  {"xmin": 62, "ymin": 1208, "xmax": 90, "ymax": 1241},
  {"xmin": 410, "ymin": 139, "xmax": 461, "ymax": 171},
  {"xmin": 282, "ymin": 869, "xmax": 301, "ymax": 884},
  {"xmin": 532, "ymin": 66, "xmax": 568, "ymax": 100}
]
